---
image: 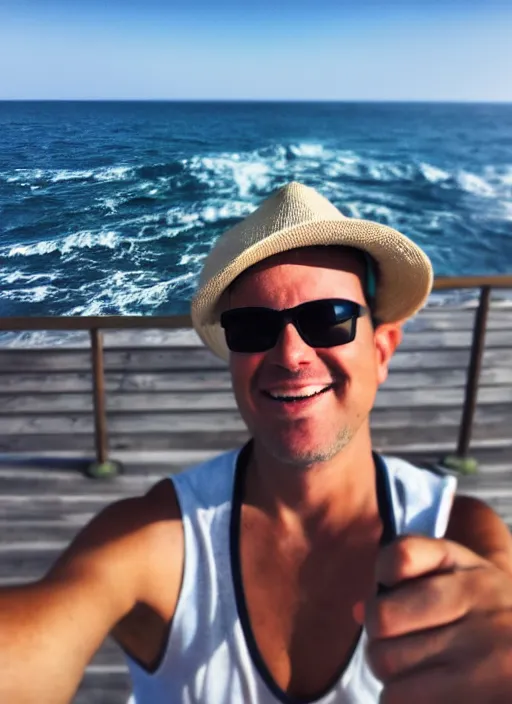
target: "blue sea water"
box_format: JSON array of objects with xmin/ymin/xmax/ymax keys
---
[{"xmin": 0, "ymin": 101, "xmax": 511, "ymax": 319}]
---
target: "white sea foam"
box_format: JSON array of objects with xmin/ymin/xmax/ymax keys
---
[
  {"xmin": 351, "ymin": 203, "xmax": 395, "ymax": 225},
  {"xmin": 288, "ymin": 143, "xmax": 327, "ymax": 158},
  {"xmin": 3, "ymin": 168, "xmax": 45, "ymax": 184},
  {"xmin": 233, "ymin": 162, "xmax": 271, "ymax": 198},
  {"xmin": 419, "ymin": 162, "xmax": 450, "ymax": 184},
  {"xmin": 457, "ymin": 171, "xmax": 495, "ymax": 197},
  {"xmin": 200, "ymin": 200, "xmax": 255, "ymax": 222},
  {"xmin": 179, "ymin": 253, "xmax": 207, "ymax": 267},
  {"xmin": 99, "ymin": 197, "xmax": 120, "ymax": 213},
  {"xmin": 190, "ymin": 153, "xmax": 272, "ymax": 198},
  {"xmin": 322, "ymin": 155, "xmax": 451, "ymax": 185},
  {"xmin": 52, "ymin": 169, "xmax": 94, "ymax": 182},
  {"xmin": 7, "ymin": 240, "xmax": 59, "ymax": 257},
  {"xmin": 67, "ymin": 271, "xmax": 196, "ymax": 316},
  {"xmin": 2, "ymin": 165, "xmax": 132, "ymax": 186},
  {"xmin": 94, "ymin": 165, "xmax": 132, "ymax": 182},
  {"xmin": 483, "ymin": 164, "xmax": 512, "ymax": 188},
  {"xmin": 166, "ymin": 210, "xmax": 200, "ymax": 227},
  {"xmin": 499, "ymin": 167, "xmax": 512, "ymax": 187},
  {"xmin": 2, "ymin": 285, "xmax": 57, "ymax": 303},
  {"xmin": 502, "ymin": 201, "xmax": 512, "ymax": 221},
  {"xmin": 5, "ymin": 229, "xmax": 121, "ymax": 258},
  {"xmin": 1, "ymin": 271, "xmax": 57, "ymax": 285}
]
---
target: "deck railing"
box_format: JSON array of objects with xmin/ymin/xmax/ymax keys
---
[{"xmin": 1, "ymin": 275, "xmax": 511, "ymax": 474}]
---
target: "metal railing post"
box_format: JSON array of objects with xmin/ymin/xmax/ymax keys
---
[
  {"xmin": 443, "ymin": 286, "xmax": 492, "ymax": 474},
  {"xmin": 90, "ymin": 328, "xmax": 108, "ymax": 464},
  {"xmin": 88, "ymin": 329, "xmax": 120, "ymax": 478},
  {"xmin": 457, "ymin": 286, "xmax": 491, "ymax": 457}
]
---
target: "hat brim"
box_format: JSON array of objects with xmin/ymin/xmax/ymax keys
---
[{"xmin": 191, "ymin": 218, "xmax": 433, "ymax": 361}]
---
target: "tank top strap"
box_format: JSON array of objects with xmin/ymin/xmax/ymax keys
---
[{"xmin": 379, "ymin": 454, "xmax": 457, "ymax": 538}]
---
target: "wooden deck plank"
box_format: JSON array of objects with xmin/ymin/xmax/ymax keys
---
[
  {"xmin": 0, "ymin": 403, "xmax": 510, "ymax": 437},
  {"xmin": 1, "ymin": 384, "xmax": 511, "ymax": 416},
  {"xmin": 4, "ymin": 346, "xmax": 512, "ymax": 372},
  {"xmin": 404, "ymin": 309, "xmax": 512, "ymax": 332},
  {"xmin": 74, "ymin": 670, "xmax": 131, "ymax": 704},
  {"xmin": 1, "ymin": 422, "xmax": 510, "ymax": 453},
  {"xmin": 4, "ymin": 473, "xmax": 512, "ymax": 575},
  {"xmin": 2, "ymin": 365, "xmax": 512, "ymax": 395},
  {"xmin": 2, "ymin": 401, "xmax": 512, "ymax": 431},
  {"xmin": 2, "ymin": 330, "xmax": 512, "ymax": 371}
]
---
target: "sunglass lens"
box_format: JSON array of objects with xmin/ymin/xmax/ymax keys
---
[
  {"xmin": 297, "ymin": 301, "xmax": 356, "ymax": 347},
  {"xmin": 222, "ymin": 309, "xmax": 281, "ymax": 353}
]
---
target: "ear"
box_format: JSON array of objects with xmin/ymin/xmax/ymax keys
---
[{"xmin": 374, "ymin": 323, "xmax": 403, "ymax": 385}]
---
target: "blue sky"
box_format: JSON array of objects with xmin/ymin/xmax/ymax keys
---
[{"xmin": 1, "ymin": 0, "xmax": 511, "ymax": 100}]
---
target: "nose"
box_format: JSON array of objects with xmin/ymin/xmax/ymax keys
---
[{"xmin": 266, "ymin": 322, "xmax": 316, "ymax": 370}]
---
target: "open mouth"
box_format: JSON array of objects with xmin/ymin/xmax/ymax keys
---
[{"xmin": 262, "ymin": 384, "xmax": 335, "ymax": 403}]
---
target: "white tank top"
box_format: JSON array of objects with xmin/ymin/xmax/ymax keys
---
[{"xmin": 125, "ymin": 444, "xmax": 457, "ymax": 704}]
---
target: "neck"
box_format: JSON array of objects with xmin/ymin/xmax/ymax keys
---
[{"xmin": 244, "ymin": 427, "xmax": 380, "ymax": 538}]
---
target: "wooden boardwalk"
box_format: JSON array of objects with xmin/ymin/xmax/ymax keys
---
[{"xmin": 0, "ymin": 299, "xmax": 511, "ymax": 703}]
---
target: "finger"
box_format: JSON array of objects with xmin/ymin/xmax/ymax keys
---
[
  {"xmin": 376, "ymin": 535, "xmax": 487, "ymax": 590},
  {"xmin": 379, "ymin": 666, "xmax": 463, "ymax": 704},
  {"xmin": 365, "ymin": 569, "xmax": 476, "ymax": 640},
  {"xmin": 367, "ymin": 618, "xmax": 490, "ymax": 683},
  {"xmin": 379, "ymin": 656, "xmax": 506, "ymax": 704}
]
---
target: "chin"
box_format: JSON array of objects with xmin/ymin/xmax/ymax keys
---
[{"xmin": 261, "ymin": 428, "xmax": 354, "ymax": 468}]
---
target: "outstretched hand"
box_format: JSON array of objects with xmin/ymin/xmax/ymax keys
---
[{"xmin": 354, "ymin": 535, "xmax": 512, "ymax": 703}]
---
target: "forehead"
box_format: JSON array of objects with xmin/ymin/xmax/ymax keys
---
[{"xmin": 227, "ymin": 246, "xmax": 367, "ymax": 308}]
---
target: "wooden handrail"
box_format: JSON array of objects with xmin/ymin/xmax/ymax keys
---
[
  {"xmin": 0, "ymin": 273, "xmax": 510, "ymax": 472},
  {"xmin": 432, "ymin": 275, "xmax": 512, "ymax": 290},
  {"xmin": 0, "ymin": 314, "xmax": 193, "ymax": 332}
]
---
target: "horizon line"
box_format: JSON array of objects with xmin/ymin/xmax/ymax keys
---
[{"xmin": 1, "ymin": 97, "xmax": 512, "ymax": 105}]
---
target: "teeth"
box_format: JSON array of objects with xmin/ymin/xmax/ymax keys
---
[{"xmin": 266, "ymin": 384, "xmax": 332, "ymax": 401}]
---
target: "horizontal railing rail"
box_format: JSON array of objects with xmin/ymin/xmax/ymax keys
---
[{"xmin": 0, "ymin": 274, "xmax": 511, "ymax": 475}]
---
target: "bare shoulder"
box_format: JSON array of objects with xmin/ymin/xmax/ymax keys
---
[
  {"xmin": 48, "ymin": 477, "xmax": 184, "ymax": 618},
  {"xmin": 446, "ymin": 494, "xmax": 512, "ymax": 575},
  {"xmin": 0, "ymin": 478, "xmax": 184, "ymax": 700}
]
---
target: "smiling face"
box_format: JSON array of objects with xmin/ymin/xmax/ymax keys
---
[{"xmin": 225, "ymin": 247, "xmax": 402, "ymax": 468}]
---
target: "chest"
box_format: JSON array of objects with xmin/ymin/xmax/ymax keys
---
[{"xmin": 237, "ymin": 510, "xmax": 380, "ymax": 700}]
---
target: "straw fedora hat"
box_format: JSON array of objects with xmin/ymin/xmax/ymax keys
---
[{"xmin": 191, "ymin": 181, "xmax": 433, "ymax": 361}]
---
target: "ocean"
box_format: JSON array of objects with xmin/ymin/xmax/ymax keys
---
[{"xmin": 1, "ymin": 101, "xmax": 511, "ymax": 323}]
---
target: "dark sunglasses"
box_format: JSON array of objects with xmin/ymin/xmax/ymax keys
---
[{"xmin": 220, "ymin": 298, "xmax": 368, "ymax": 353}]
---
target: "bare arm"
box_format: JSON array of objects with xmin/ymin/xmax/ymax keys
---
[
  {"xmin": 0, "ymin": 480, "xmax": 183, "ymax": 704},
  {"xmin": 446, "ymin": 494, "xmax": 512, "ymax": 575}
]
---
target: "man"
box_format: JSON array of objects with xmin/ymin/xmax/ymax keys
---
[{"xmin": 2, "ymin": 181, "xmax": 512, "ymax": 704}]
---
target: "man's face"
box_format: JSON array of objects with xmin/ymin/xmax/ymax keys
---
[{"xmin": 225, "ymin": 247, "xmax": 401, "ymax": 467}]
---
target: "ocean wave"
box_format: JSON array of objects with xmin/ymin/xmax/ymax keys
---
[
  {"xmin": 502, "ymin": 202, "xmax": 512, "ymax": 221},
  {"xmin": 1, "ymin": 165, "xmax": 133, "ymax": 187},
  {"xmin": 98, "ymin": 196, "xmax": 120, "ymax": 213},
  {"xmin": 0, "ymin": 270, "xmax": 57, "ymax": 285},
  {"xmin": 199, "ymin": 200, "xmax": 255, "ymax": 223},
  {"xmin": 288, "ymin": 143, "xmax": 329, "ymax": 159},
  {"xmin": 4, "ymin": 229, "xmax": 121, "ymax": 258},
  {"xmin": 66, "ymin": 271, "xmax": 196, "ymax": 316},
  {"xmin": 94, "ymin": 166, "xmax": 133, "ymax": 182},
  {"xmin": 179, "ymin": 252, "xmax": 208, "ymax": 267},
  {"xmin": 187, "ymin": 153, "xmax": 274, "ymax": 198},
  {"xmin": 483, "ymin": 164, "xmax": 512, "ymax": 188},
  {"xmin": 456, "ymin": 171, "xmax": 496, "ymax": 198},
  {"xmin": 344, "ymin": 202, "xmax": 396, "ymax": 224},
  {"xmin": 1, "ymin": 284, "xmax": 59, "ymax": 303},
  {"xmin": 180, "ymin": 144, "xmax": 511, "ymax": 210},
  {"xmin": 419, "ymin": 162, "xmax": 450, "ymax": 183}
]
